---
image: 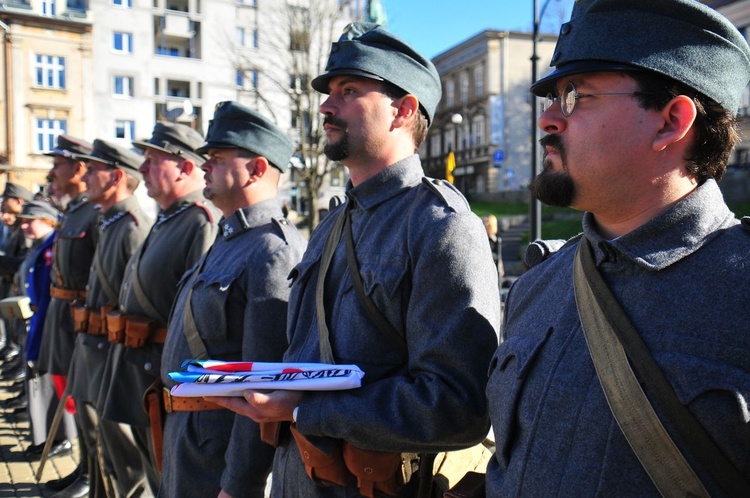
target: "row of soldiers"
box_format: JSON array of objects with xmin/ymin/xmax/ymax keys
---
[{"xmin": 0, "ymin": 101, "xmax": 309, "ymax": 497}]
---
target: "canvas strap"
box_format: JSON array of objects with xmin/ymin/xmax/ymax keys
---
[
  {"xmin": 574, "ymin": 237, "xmax": 750, "ymax": 497},
  {"xmin": 181, "ymin": 251, "xmax": 211, "ymax": 360},
  {"xmin": 130, "ymin": 239, "xmax": 168, "ymax": 325}
]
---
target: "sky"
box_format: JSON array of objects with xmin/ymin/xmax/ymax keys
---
[{"xmin": 381, "ymin": 0, "xmax": 576, "ymax": 59}]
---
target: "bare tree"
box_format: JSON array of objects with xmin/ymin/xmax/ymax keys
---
[{"xmin": 229, "ymin": 0, "xmax": 363, "ymax": 228}]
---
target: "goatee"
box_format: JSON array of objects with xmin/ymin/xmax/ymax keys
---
[{"xmin": 530, "ymin": 134, "xmax": 575, "ymax": 207}]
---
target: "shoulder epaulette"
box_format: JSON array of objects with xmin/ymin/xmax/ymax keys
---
[
  {"xmin": 192, "ymin": 201, "xmax": 215, "ymax": 224},
  {"xmin": 271, "ymin": 217, "xmax": 296, "ymax": 243},
  {"xmin": 742, "ymin": 216, "xmax": 750, "ymax": 231},
  {"xmin": 421, "ymin": 177, "xmax": 469, "ymax": 212}
]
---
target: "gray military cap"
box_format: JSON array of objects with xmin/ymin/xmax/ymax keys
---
[
  {"xmin": 2, "ymin": 183, "xmax": 34, "ymax": 202},
  {"xmin": 133, "ymin": 121, "xmax": 207, "ymax": 165},
  {"xmin": 530, "ymin": 0, "xmax": 750, "ymax": 113},
  {"xmin": 77, "ymin": 139, "xmax": 144, "ymax": 181},
  {"xmin": 311, "ymin": 22, "xmax": 442, "ymax": 125},
  {"xmin": 44, "ymin": 135, "xmax": 93, "ymax": 159},
  {"xmin": 17, "ymin": 200, "xmax": 60, "ymax": 223},
  {"xmin": 197, "ymin": 101, "xmax": 294, "ymax": 172}
]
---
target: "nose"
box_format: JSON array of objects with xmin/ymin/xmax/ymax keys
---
[
  {"xmin": 319, "ymin": 95, "xmax": 335, "ymax": 115},
  {"xmin": 538, "ymin": 103, "xmax": 566, "ymax": 135}
]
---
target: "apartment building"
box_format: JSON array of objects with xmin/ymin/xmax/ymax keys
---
[{"xmin": 423, "ymin": 30, "xmax": 558, "ymax": 195}]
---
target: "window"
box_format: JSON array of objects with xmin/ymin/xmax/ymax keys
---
[
  {"xmin": 236, "ymin": 27, "xmax": 245, "ymax": 46},
  {"xmin": 460, "ymin": 72, "xmax": 469, "ymax": 103},
  {"xmin": 112, "ymin": 0, "xmax": 131, "ymax": 6},
  {"xmin": 252, "ymin": 29, "xmax": 258, "ymax": 48},
  {"xmin": 113, "ymin": 32, "xmax": 133, "ymax": 54},
  {"xmin": 41, "ymin": 0, "xmax": 56, "ymax": 16},
  {"xmin": 35, "ymin": 55, "xmax": 66, "ymax": 89},
  {"xmin": 236, "ymin": 70, "xmax": 257, "ymax": 90},
  {"xmin": 472, "ymin": 116, "xmax": 485, "ymax": 147},
  {"xmin": 443, "ymin": 129, "xmax": 453, "ymax": 154},
  {"xmin": 289, "ymin": 74, "xmax": 308, "ymax": 92},
  {"xmin": 34, "ymin": 118, "xmax": 67, "ymax": 153},
  {"xmin": 156, "ymin": 46, "xmax": 180, "ymax": 57},
  {"xmin": 113, "ymin": 76, "xmax": 134, "ymax": 97},
  {"xmin": 236, "ymin": 0, "xmax": 256, "ymax": 6},
  {"xmin": 430, "ymin": 134, "xmax": 441, "ymax": 158},
  {"xmin": 445, "ymin": 80, "xmax": 455, "ymax": 108},
  {"xmin": 474, "ymin": 64, "xmax": 484, "ymax": 98},
  {"xmin": 115, "ymin": 120, "xmax": 135, "ymax": 140}
]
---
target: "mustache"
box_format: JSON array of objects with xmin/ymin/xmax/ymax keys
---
[
  {"xmin": 539, "ymin": 134, "xmax": 563, "ymax": 152},
  {"xmin": 323, "ymin": 115, "xmax": 347, "ymax": 129}
]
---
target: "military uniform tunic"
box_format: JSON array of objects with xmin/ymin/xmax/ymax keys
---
[
  {"xmin": 485, "ymin": 179, "xmax": 750, "ymax": 497},
  {"xmin": 68, "ymin": 196, "xmax": 151, "ymax": 404},
  {"xmin": 100, "ymin": 190, "xmax": 219, "ymax": 427},
  {"xmin": 272, "ymin": 155, "xmax": 500, "ymax": 497},
  {"xmin": 160, "ymin": 198, "xmax": 306, "ymax": 498},
  {"xmin": 38, "ymin": 194, "xmax": 100, "ymax": 375}
]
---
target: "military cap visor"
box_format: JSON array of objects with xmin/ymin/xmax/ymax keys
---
[
  {"xmin": 196, "ymin": 101, "xmax": 294, "ymax": 172},
  {"xmin": 2, "ymin": 183, "xmax": 34, "ymax": 202},
  {"xmin": 133, "ymin": 122, "xmax": 207, "ymax": 165},
  {"xmin": 311, "ymin": 23, "xmax": 441, "ymax": 124},
  {"xmin": 76, "ymin": 140, "xmax": 144, "ymax": 180},
  {"xmin": 530, "ymin": 0, "xmax": 750, "ymax": 112},
  {"xmin": 531, "ymin": 61, "xmax": 643, "ymax": 97},
  {"xmin": 17, "ymin": 200, "xmax": 59, "ymax": 222},
  {"xmin": 43, "ymin": 135, "xmax": 93, "ymax": 159}
]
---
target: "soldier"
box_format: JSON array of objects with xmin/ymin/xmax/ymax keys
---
[
  {"xmin": 63, "ymin": 140, "xmax": 151, "ymax": 498},
  {"xmin": 97, "ymin": 122, "xmax": 220, "ymax": 496},
  {"xmin": 209, "ymin": 23, "xmax": 500, "ymax": 498},
  {"xmin": 486, "ymin": 1, "xmax": 750, "ymax": 496},
  {"xmin": 0, "ymin": 183, "xmax": 34, "ymax": 383},
  {"xmin": 159, "ymin": 102, "xmax": 307, "ymax": 498},
  {"xmin": 34, "ymin": 136, "xmax": 100, "ymax": 495}
]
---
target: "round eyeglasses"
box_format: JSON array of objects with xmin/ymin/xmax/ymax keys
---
[{"xmin": 544, "ymin": 81, "xmax": 645, "ymax": 117}]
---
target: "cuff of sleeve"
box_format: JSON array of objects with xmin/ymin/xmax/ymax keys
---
[{"xmin": 292, "ymin": 406, "xmax": 299, "ymax": 423}]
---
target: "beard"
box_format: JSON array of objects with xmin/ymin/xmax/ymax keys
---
[
  {"xmin": 529, "ymin": 134, "xmax": 576, "ymax": 207},
  {"xmin": 323, "ymin": 116, "xmax": 350, "ymax": 161}
]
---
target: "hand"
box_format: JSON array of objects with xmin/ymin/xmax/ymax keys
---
[
  {"xmin": 205, "ymin": 390, "xmax": 303, "ymax": 423},
  {"xmin": 217, "ymin": 489, "xmax": 233, "ymax": 498}
]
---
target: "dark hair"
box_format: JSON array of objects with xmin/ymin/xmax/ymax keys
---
[
  {"xmin": 629, "ymin": 71, "xmax": 739, "ymax": 183},
  {"xmin": 381, "ymin": 82, "xmax": 429, "ymax": 150}
]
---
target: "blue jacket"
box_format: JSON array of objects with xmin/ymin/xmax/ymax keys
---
[
  {"xmin": 25, "ymin": 231, "xmax": 55, "ymax": 363},
  {"xmin": 486, "ymin": 180, "xmax": 750, "ymax": 497}
]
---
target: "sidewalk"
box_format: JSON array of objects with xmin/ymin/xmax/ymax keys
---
[{"xmin": 0, "ymin": 375, "xmax": 79, "ymax": 498}]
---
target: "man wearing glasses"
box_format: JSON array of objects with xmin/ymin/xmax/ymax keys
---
[{"xmin": 486, "ymin": 0, "xmax": 750, "ymax": 496}]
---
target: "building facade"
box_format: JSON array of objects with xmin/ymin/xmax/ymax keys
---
[
  {"xmin": 0, "ymin": 0, "xmax": 364, "ymax": 199},
  {"xmin": 422, "ymin": 30, "xmax": 558, "ymax": 196}
]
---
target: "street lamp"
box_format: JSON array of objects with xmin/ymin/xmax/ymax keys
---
[
  {"xmin": 451, "ymin": 112, "xmax": 467, "ymax": 195},
  {"xmin": 530, "ymin": 0, "xmax": 556, "ymax": 243}
]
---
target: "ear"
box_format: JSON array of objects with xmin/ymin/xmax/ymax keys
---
[
  {"xmin": 74, "ymin": 160, "xmax": 88, "ymax": 179},
  {"xmin": 392, "ymin": 94, "xmax": 419, "ymax": 129},
  {"xmin": 249, "ymin": 156, "xmax": 269, "ymax": 179},
  {"xmin": 110, "ymin": 167, "xmax": 125, "ymax": 186},
  {"xmin": 652, "ymin": 95, "xmax": 697, "ymax": 152},
  {"xmin": 179, "ymin": 159, "xmax": 195, "ymax": 178}
]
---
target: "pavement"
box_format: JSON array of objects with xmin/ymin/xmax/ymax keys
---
[{"xmin": 0, "ymin": 374, "xmax": 79, "ymax": 498}]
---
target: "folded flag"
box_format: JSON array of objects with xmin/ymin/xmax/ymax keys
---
[{"xmin": 168, "ymin": 360, "xmax": 365, "ymax": 397}]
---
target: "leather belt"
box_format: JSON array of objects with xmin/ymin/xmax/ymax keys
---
[
  {"xmin": 151, "ymin": 327, "xmax": 168, "ymax": 345},
  {"xmin": 162, "ymin": 388, "xmax": 222, "ymax": 413},
  {"xmin": 50, "ymin": 285, "xmax": 87, "ymax": 301}
]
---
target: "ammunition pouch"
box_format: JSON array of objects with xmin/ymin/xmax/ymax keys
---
[
  {"xmin": 125, "ymin": 316, "xmax": 154, "ymax": 349},
  {"xmin": 106, "ymin": 310, "xmax": 128, "ymax": 344},
  {"xmin": 72, "ymin": 306, "xmax": 90, "ymax": 333},
  {"xmin": 290, "ymin": 425, "xmax": 416, "ymax": 497},
  {"xmin": 87, "ymin": 310, "xmax": 106, "ymax": 336}
]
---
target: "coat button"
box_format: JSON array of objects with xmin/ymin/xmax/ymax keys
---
[
  {"xmin": 552, "ymin": 51, "xmax": 561, "ymax": 62},
  {"xmin": 144, "ymin": 362, "xmax": 153, "ymax": 371},
  {"xmin": 560, "ymin": 23, "xmax": 570, "ymax": 35}
]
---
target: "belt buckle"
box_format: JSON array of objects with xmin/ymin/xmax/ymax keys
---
[{"xmin": 162, "ymin": 387, "xmax": 173, "ymax": 413}]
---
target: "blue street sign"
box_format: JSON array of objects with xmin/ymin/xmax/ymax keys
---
[{"xmin": 493, "ymin": 149, "xmax": 504, "ymax": 168}]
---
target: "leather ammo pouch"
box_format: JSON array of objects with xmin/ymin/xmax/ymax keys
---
[
  {"xmin": 290, "ymin": 425, "xmax": 351, "ymax": 488},
  {"xmin": 342, "ymin": 443, "xmax": 405, "ymax": 497},
  {"xmin": 290, "ymin": 425, "xmax": 409, "ymax": 497},
  {"xmin": 125, "ymin": 315, "xmax": 155, "ymax": 348},
  {"xmin": 71, "ymin": 306, "xmax": 90, "ymax": 333},
  {"xmin": 106, "ymin": 310, "xmax": 128, "ymax": 344}
]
